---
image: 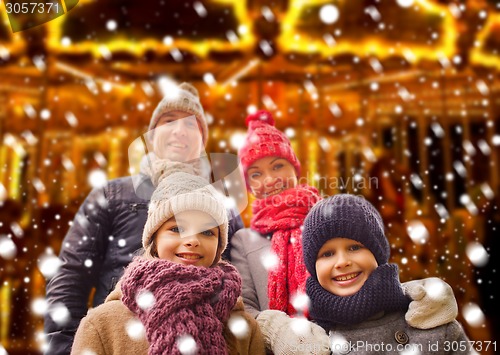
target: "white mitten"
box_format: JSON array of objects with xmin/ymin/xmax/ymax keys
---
[
  {"xmin": 403, "ymin": 277, "xmax": 458, "ymax": 329},
  {"xmin": 256, "ymin": 310, "xmax": 330, "ymax": 355}
]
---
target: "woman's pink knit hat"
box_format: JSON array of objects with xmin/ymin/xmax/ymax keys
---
[{"xmin": 238, "ymin": 110, "xmax": 301, "ymax": 188}]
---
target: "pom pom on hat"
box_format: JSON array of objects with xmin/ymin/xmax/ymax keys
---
[
  {"xmin": 238, "ymin": 110, "xmax": 300, "ymax": 189},
  {"xmin": 179, "ymin": 82, "xmax": 200, "ymax": 97},
  {"xmin": 148, "ymin": 82, "xmax": 208, "ymax": 145},
  {"xmin": 245, "ymin": 109, "xmax": 275, "ymax": 128},
  {"xmin": 302, "ymin": 194, "xmax": 390, "ymax": 279}
]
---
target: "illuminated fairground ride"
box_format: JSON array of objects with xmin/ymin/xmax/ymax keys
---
[{"xmin": 0, "ymin": 0, "xmax": 499, "ymax": 353}]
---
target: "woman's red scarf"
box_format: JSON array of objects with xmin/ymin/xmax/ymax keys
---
[{"xmin": 250, "ymin": 184, "xmax": 321, "ymax": 315}]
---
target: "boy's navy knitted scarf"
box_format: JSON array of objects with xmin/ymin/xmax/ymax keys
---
[{"xmin": 306, "ymin": 263, "xmax": 410, "ymax": 328}]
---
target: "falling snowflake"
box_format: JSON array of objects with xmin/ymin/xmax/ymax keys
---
[
  {"xmin": 290, "ymin": 316, "xmax": 311, "ymax": 336},
  {"xmin": 260, "ymin": 250, "xmax": 279, "ymax": 271},
  {"xmin": 329, "ymin": 103, "xmax": 342, "ymax": 117},
  {"xmin": 400, "ymin": 346, "xmax": 422, "ymax": 355},
  {"xmin": 365, "ymin": 6, "xmax": 381, "ymax": 22},
  {"xmin": 38, "ymin": 252, "xmax": 62, "ymax": 279},
  {"xmin": 126, "ymin": 319, "xmax": 146, "ymax": 341},
  {"xmin": 88, "ymin": 169, "xmax": 108, "ymax": 189},
  {"xmin": 261, "ymin": 6, "xmax": 275, "ymax": 22},
  {"xmin": 465, "ymin": 242, "xmax": 489, "ymax": 267},
  {"xmin": 106, "ymin": 20, "xmax": 117, "ymax": 31},
  {"xmin": 228, "ymin": 315, "xmax": 249, "ymax": 339},
  {"xmin": 48, "ymin": 303, "xmax": 70, "ymax": 326},
  {"xmin": 423, "ymin": 278, "xmax": 449, "ymax": 300},
  {"xmin": 0, "ymin": 236, "xmax": 17, "ymax": 260},
  {"xmin": 291, "ymin": 292, "xmax": 310, "ymax": 313},
  {"xmin": 84, "ymin": 259, "xmax": 93, "ymax": 268},
  {"xmin": 329, "ymin": 333, "xmax": 349, "ymax": 354},
  {"xmin": 259, "ymin": 40, "xmax": 273, "ymax": 56},
  {"xmin": 31, "ymin": 298, "xmax": 48, "ymax": 316},
  {"xmin": 193, "ymin": 2, "xmax": 207, "ymax": 17},
  {"xmin": 203, "ymin": 73, "xmax": 216, "ymax": 87},
  {"xmin": 406, "ymin": 220, "xmax": 429, "ymax": 244},
  {"xmin": 462, "ymin": 302, "xmax": 486, "ymax": 327},
  {"xmin": 177, "ymin": 334, "xmax": 197, "ymax": 355},
  {"xmin": 319, "ymin": 5, "xmax": 339, "ymax": 24},
  {"xmin": 136, "ymin": 290, "xmax": 155, "ymax": 310}
]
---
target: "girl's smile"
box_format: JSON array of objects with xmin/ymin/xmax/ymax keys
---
[{"xmin": 155, "ymin": 210, "xmax": 219, "ymax": 267}]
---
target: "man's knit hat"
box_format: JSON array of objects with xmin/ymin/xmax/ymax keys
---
[
  {"xmin": 142, "ymin": 167, "xmax": 228, "ymax": 265},
  {"xmin": 238, "ymin": 110, "xmax": 301, "ymax": 188},
  {"xmin": 148, "ymin": 82, "xmax": 208, "ymax": 145},
  {"xmin": 302, "ymin": 194, "xmax": 390, "ymax": 278}
]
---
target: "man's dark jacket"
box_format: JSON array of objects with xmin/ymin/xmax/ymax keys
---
[{"xmin": 44, "ymin": 175, "xmax": 243, "ymax": 354}]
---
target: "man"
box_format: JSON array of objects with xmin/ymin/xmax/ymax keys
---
[{"xmin": 44, "ymin": 82, "xmax": 244, "ymax": 354}]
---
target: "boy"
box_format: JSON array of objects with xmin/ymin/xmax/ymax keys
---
[{"xmin": 301, "ymin": 194, "xmax": 476, "ymax": 355}]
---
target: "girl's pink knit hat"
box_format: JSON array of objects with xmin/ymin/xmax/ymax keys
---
[{"xmin": 238, "ymin": 110, "xmax": 301, "ymax": 188}]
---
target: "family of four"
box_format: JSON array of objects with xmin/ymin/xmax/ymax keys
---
[{"xmin": 45, "ymin": 82, "xmax": 474, "ymax": 354}]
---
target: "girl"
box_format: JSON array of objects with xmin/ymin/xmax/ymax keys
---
[
  {"xmin": 301, "ymin": 194, "xmax": 476, "ymax": 355},
  {"xmin": 231, "ymin": 110, "xmax": 460, "ymax": 354},
  {"xmin": 71, "ymin": 166, "xmax": 264, "ymax": 355}
]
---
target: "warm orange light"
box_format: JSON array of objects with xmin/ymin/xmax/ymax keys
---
[
  {"xmin": 0, "ymin": 281, "xmax": 12, "ymax": 343},
  {"xmin": 278, "ymin": 0, "xmax": 457, "ymax": 63},
  {"xmin": 0, "ymin": 10, "xmax": 26, "ymax": 56},
  {"xmin": 471, "ymin": 13, "xmax": 500, "ymax": 69},
  {"xmin": 47, "ymin": 0, "xmax": 256, "ymax": 58}
]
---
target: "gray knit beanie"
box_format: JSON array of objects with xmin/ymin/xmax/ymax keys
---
[
  {"xmin": 148, "ymin": 82, "xmax": 208, "ymax": 145},
  {"xmin": 142, "ymin": 169, "xmax": 228, "ymax": 265},
  {"xmin": 302, "ymin": 194, "xmax": 390, "ymax": 278}
]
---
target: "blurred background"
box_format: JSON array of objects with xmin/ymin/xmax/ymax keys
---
[{"xmin": 0, "ymin": 0, "xmax": 499, "ymax": 354}]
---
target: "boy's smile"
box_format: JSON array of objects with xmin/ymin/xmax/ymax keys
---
[
  {"xmin": 315, "ymin": 238, "xmax": 378, "ymax": 297},
  {"xmin": 333, "ymin": 272, "xmax": 361, "ymax": 282}
]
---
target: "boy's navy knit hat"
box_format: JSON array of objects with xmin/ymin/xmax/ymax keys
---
[{"xmin": 302, "ymin": 194, "xmax": 390, "ymax": 278}]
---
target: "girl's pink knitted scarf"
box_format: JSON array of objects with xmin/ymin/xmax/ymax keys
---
[
  {"xmin": 121, "ymin": 257, "xmax": 241, "ymax": 355},
  {"xmin": 251, "ymin": 184, "xmax": 321, "ymax": 315}
]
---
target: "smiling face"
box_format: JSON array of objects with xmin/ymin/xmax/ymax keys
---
[
  {"xmin": 315, "ymin": 237, "xmax": 378, "ymax": 297},
  {"xmin": 152, "ymin": 111, "xmax": 203, "ymax": 161},
  {"xmin": 247, "ymin": 156, "xmax": 298, "ymax": 199},
  {"xmin": 155, "ymin": 210, "xmax": 219, "ymax": 267}
]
